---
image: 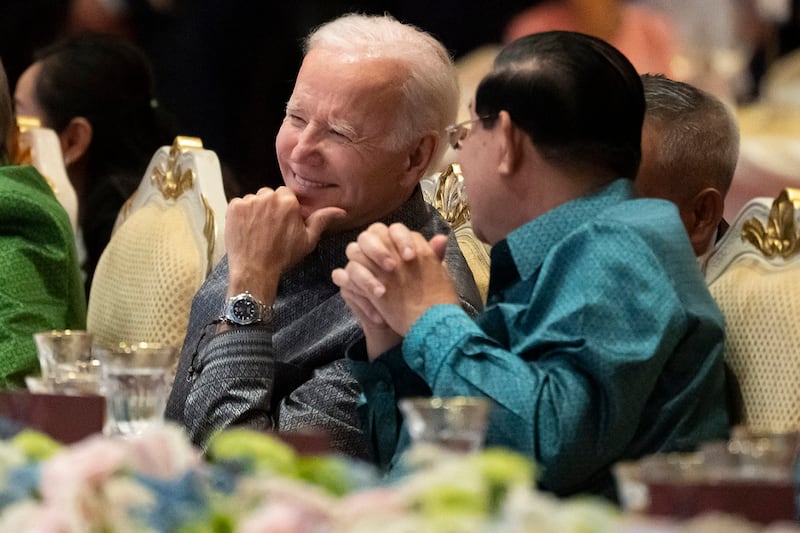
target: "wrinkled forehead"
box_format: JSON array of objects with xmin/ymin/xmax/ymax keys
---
[{"xmin": 290, "ymin": 50, "xmax": 409, "ymax": 116}]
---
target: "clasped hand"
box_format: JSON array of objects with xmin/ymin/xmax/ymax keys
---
[{"xmin": 331, "ymin": 222, "xmax": 460, "ymax": 358}]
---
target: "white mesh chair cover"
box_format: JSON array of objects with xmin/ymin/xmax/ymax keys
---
[
  {"xmin": 87, "ymin": 136, "xmax": 227, "ymax": 350},
  {"xmin": 705, "ymin": 189, "xmax": 800, "ymax": 432}
]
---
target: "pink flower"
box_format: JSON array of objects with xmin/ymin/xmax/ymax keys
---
[
  {"xmin": 239, "ymin": 501, "xmax": 331, "ymax": 533},
  {"xmin": 337, "ymin": 487, "xmax": 407, "ymax": 518},
  {"xmin": 122, "ymin": 424, "xmax": 200, "ymax": 479},
  {"xmin": 39, "ymin": 435, "xmax": 128, "ymax": 503}
]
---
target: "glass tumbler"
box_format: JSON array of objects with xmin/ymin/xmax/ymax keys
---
[
  {"xmin": 33, "ymin": 330, "xmax": 100, "ymax": 394},
  {"xmin": 399, "ymin": 396, "xmax": 491, "ymax": 453},
  {"xmin": 98, "ymin": 342, "xmax": 178, "ymax": 437}
]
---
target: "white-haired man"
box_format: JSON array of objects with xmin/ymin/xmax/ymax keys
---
[{"xmin": 165, "ymin": 14, "xmax": 482, "ymax": 455}]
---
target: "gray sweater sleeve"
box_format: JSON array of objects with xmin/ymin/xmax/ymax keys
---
[
  {"xmin": 184, "ymin": 326, "xmax": 274, "ymax": 446},
  {"xmin": 183, "ymin": 325, "xmax": 368, "ymax": 457}
]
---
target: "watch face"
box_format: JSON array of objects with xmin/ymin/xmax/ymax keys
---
[
  {"xmin": 223, "ymin": 292, "xmax": 269, "ymax": 326},
  {"xmin": 232, "ymin": 297, "xmax": 258, "ymax": 323}
]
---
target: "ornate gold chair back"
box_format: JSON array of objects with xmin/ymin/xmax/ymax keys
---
[
  {"xmin": 705, "ymin": 188, "xmax": 800, "ymax": 432},
  {"xmin": 87, "ymin": 136, "xmax": 227, "ymax": 350}
]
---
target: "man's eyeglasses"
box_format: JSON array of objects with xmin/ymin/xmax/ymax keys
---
[{"xmin": 445, "ymin": 115, "xmax": 495, "ymax": 150}]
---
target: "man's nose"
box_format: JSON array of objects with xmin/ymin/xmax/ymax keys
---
[{"xmin": 291, "ymin": 126, "xmax": 324, "ymax": 166}]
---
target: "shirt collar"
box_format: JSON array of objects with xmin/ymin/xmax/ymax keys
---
[{"xmin": 498, "ymin": 178, "xmax": 634, "ymax": 281}]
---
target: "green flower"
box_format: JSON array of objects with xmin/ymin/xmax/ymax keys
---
[
  {"xmin": 176, "ymin": 511, "xmax": 235, "ymax": 533},
  {"xmin": 296, "ymin": 456, "xmax": 352, "ymax": 497},
  {"xmin": 206, "ymin": 429, "xmax": 297, "ymax": 477},
  {"xmin": 468, "ymin": 447, "xmax": 536, "ymax": 511},
  {"xmin": 11, "ymin": 430, "xmax": 61, "ymax": 462}
]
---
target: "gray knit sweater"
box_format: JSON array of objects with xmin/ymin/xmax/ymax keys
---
[{"xmin": 165, "ymin": 188, "xmax": 482, "ymax": 457}]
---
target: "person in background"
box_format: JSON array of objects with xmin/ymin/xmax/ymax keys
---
[
  {"xmin": 14, "ymin": 32, "xmax": 176, "ymax": 293},
  {"xmin": 333, "ymin": 31, "xmax": 730, "ymax": 498},
  {"xmin": 165, "ymin": 14, "xmax": 482, "ymax": 454},
  {"xmin": 635, "ymin": 73, "xmax": 740, "ymax": 264},
  {"xmin": 0, "ymin": 59, "xmax": 85, "ymax": 387},
  {"xmin": 505, "ymin": 0, "xmax": 677, "ymax": 76}
]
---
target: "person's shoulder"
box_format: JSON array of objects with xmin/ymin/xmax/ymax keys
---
[
  {"xmin": 398, "ymin": 192, "xmax": 454, "ymax": 239},
  {"xmin": 565, "ymin": 197, "xmax": 689, "ymax": 257},
  {"xmin": 0, "ymin": 165, "xmax": 55, "ymax": 197},
  {"xmin": 0, "ymin": 165, "xmax": 66, "ymax": 216},
  {"xmin": 600, "ymin": 196, "xmax": 682, "ymax": 230},
  {"xmin": 585, "ymin": 197, "xmax": 701, "ymax": 268},
  {"xmin": 0, "ymin": 164, "xmax": 74, "ymax": 235}
]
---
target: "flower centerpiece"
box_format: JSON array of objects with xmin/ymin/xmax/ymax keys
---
[{"xmin": 0, "ymin": 424, "xmax": 621, "ymax": 532}]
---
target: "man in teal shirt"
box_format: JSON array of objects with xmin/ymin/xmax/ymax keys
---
[{"xmin": 332, "ymin": 31, "xmax": 730, "ymax": 498}]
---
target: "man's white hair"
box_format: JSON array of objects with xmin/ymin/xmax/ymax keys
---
[{"xmin": 305, "ymin": 13, "xmax": 459, "ymax": 171}]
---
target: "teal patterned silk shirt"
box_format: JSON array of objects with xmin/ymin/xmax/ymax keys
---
[{"xmin": 350, "ymin": 179, "xmax": 730, "ymax": 498}]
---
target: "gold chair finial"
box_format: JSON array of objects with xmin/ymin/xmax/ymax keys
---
[
  {"xmin": 432, "ymin": 163, "xmax": 471, "ymax": 228},
  {"xmin": 16, "ymin": 116, "xmax": 42, "ymax": 132},
  {"xmin": 742, "ymin": 188, "xmax": 800, "ymax": 258},
  {"xmin": 151, "ymin": 136, "xmax": 203, "ymax": 200}
]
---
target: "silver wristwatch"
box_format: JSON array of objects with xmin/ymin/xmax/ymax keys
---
[{"xmin": 218, "ymin": 291, "xmax": 272, "ymax": 326}]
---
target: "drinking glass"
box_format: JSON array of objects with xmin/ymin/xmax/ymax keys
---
[
  {"xmin": 98, "ymin": 342, "xmax": 178, "ymax": 437},
  {"xmin": 399, "ymin": 396, "xmax": 491, "ymax": 453},
  {"xmin": 32, "ymin": 330, "xmax": 100, "ymax": 394}
]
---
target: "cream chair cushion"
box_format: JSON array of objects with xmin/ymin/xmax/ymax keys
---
[
  {"xmin": 11, "ymin": 117, "xmax": 80, "ymax": 239},
  {"xmin": 706, "ymin": 189, "xmax": 800, "ymax": 432},
  {"xmin": 87, "ymin": 136, "xmax": 227, "ymax": 349},
  {"xmin": 11, "ymin": 117, "xmax": 85, "ymax": 274}
]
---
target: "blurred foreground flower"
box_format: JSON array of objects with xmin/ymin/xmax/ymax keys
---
[{"xmin": 0, "ymin": 425, "xmax": 620, "ymax": 532}]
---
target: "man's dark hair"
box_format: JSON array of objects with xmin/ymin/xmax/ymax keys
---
[{"xmin": 475, "ymin": 31, "xmax": 644, "ymax": 180}]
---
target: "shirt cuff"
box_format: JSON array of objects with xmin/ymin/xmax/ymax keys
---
[
  {"xmin": 348, "ymin": 337, "xmax": 430, "ymax": 399},
  {"xmin": 402, "ymin": 303, "xmax": 477, "ymax": 382},
  {"xmin": 204, "ymin": 325, "xmax": 273, "ymax": 362}
]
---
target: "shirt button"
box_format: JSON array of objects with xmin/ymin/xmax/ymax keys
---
[
  {"xmin": 376, "ymin": 381, "xmax": 388, "ymax": 392},
  {"xmin": 414, "ymin": 357, "xmax": 424, "ymax": 369}
]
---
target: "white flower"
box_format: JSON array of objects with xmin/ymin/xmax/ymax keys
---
[
  {"xmin": 0, "ymin": 440, "xmax": 25, "ymax": 479},
  {"xmin": 0, "ymin": 501, "xmax": 46, "ymax": 532},
  {"xmin": 101, "ymin": 476, "xmax": 157, "ymax": 533}
]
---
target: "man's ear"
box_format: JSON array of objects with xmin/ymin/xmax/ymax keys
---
[
  {"xmin": 688, "ymin": 187, "xmax": 724, "ymax": 255},
  {"xmin": 496, "ymin": 111, "xmax": 522, "ymax": 176},
  {"xmin": 402, "ymin": 131, "xmax": 438, "ymax": 186},
  {"xmin": 58, "ymin": 116, "xmax": 93, "ymax": 167}
]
